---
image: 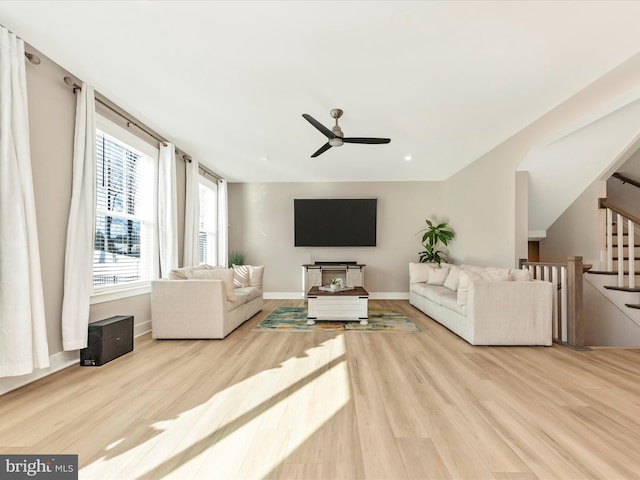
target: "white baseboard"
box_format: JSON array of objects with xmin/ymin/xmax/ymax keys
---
[
  {"xmin": 0, "ymin": 318, "xmax": 152, "ymax": 397},
  {"xmin": 369, "ymin": 292, "xmax": 410, "ymax": 300},
  {"xmin": 264, "ymin": 292, "xmax": 305, "ymax": 300},
  {"xmin": 135, "ymin": 319, "xmax": 152, "ymax": 337},
  {"xmin": 0, "ymin": 350, "xmax": 79, "ymax": 396},
  {"xmin": 264, "ymin": 292, "xmax": 410, "ymax": 300}
]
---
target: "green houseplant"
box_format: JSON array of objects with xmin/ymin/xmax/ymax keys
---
[
  {"xmin": 417, "ymin": 219, "xmax": 455, "ymax": 264},
  {"xmin": 228, "ymin": 251, "xmax": 245, "ymax": 268}
]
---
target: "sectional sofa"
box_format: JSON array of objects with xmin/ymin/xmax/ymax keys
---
[
  {"xmin": 409, "ymin": 262, "xmax": 553, "ymax": 346},
  {"xmin": 151, "ymin": 264, "xmax": 263, "ymax": 339}
]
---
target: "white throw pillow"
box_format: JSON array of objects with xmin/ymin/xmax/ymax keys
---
[
  {"xmin": 168, "ymin": 264, "xmax": 212, "ymax": 280},
  {"xmin": 249, "ymin": 265, "xmax": 265, "ymax": 287},
  {"xmin": 426, "ymin": 266, "xmax": 449, "ymax": 286},
  {"xmin": 460, "ymin": 264, "xmax": 491, "ymax": 274},
  {"xmin": 481, "ymin": 269, "xmax": 510, "ymax": 281},
  {"xmin": 232, "ymin": 264, "xmax": 251, "ymax": 287},
  {"xmin": 409, "ymin": 262, "xmax": 430, "ymax": 284},
  {"xmin": 184, "ymin": 268, "xmax": 237, "ymax": 302},
  {"xmin": 443, "ymin": 266, "xmax": 460, "ymax": 291},
  {"xmin": 457, "ymin": 270, "xmax": 482, "ymax": 305},
  {"xmin": 168, "ymin": 267, "xmax": 189, "ymax": 280},
  {"xmin": 509, "ymin": 268, "xmax": 532, "ymax": 281}
]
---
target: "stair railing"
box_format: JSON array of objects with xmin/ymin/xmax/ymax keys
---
[
  {"xmin": 519, "ymin": 257, "xmax": 586, "ymax": 349},
  {"xmin": 599, "ymin": 199, "xmax": 640, "ymax": 288}
]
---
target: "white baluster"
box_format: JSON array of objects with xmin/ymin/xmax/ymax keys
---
[
  {"xmin": 607, "ymin": 208, "xmax": 613, "ymax": 271},
  {"xmin": 561, "ymin": 266, "xmax": 568, "ymax": 343},
  {"xmin": 551, "ymin": 266, "xmax": 559, "ymax": 341},
  {"xmin": 543, "ymin": 265, "xmax": 549, "ymax": 283},
  {"xmin": 629, "ymin": 219, "xmax": 635, "ymax": 289},
  {"xmin": 618, "ymin": 213, "xmax": 624, "ymax": 287}
]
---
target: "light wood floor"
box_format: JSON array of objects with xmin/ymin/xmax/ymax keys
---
[{"xmin": 2, "ymin": 299, "xmax": 640, "ymax": 480}]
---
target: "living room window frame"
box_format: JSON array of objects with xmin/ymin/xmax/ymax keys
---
[
  {"xmin": 91, "ymin": 114, "xmax": 159, "ymax": 304},
  {"xmin": 198, "ymin": 175, "xmax": 219, "ymax": 266}
]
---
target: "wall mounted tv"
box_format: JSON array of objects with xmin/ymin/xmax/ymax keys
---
[{"xmin": 294, "ymin": 198, "xmax": 377, "ymax": 247}]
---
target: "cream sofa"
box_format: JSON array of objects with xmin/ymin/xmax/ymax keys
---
[
  {"xmin": 151, "ymin": 264, "xmax": 263, "ymax": 339},
  {"xmin": 409, "ymin": 262, "xmax": 552, "ymax": 346}
]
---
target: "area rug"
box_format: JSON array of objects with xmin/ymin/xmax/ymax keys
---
[{"xmin": 254, "ymin": 307, "xmax": 422, "ymax": 333}]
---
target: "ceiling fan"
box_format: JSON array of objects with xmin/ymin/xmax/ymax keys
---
[{"xmin": 302, "ymin": 109, "xmax": 391, "ymax": 157}]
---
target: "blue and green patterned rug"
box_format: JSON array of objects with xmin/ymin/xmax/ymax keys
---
[{"xmin": 254, "ymin": 306, "xmax": 422, "ymax": 333}]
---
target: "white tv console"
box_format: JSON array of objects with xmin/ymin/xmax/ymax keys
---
[{"xmin": 302, "ymin": 262, "xmax": 365, "ymax": 296}]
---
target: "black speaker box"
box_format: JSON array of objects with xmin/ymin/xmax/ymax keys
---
[{"xmin": 80, "ymin": 315, "xmax": 134, "ymax": 366}]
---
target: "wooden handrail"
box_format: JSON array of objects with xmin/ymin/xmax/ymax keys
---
[
  {"xmin": 612, "ymin": 172, "xmax": 640, "ymax": 190},
  {"xmin": 599, "ymin": 198, "xmax": 640, "ymax": 227}
]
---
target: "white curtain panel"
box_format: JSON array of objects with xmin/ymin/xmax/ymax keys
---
[
  {"xmin": 158, "ymin": 143, "xmax": 178, "ymax": 277},
  {"xmin": 183, "ymin": 158, "xmax": 200, "ymax": 267},
  {"xmin": 217, "ymin": 179, "xmax": 228, "ymax": 267},
  {"xmin": 61, "ymin": 82, "xmax": 96, "ymax": 351},
  {"xmin": 0, "ymin": 28, "xmax": 50, "ymax": 377}
]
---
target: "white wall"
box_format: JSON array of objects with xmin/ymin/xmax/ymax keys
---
[
  {"xmin": 228, "ymin": 181, "xmax": 443, "ymax": 296},
  {"xmin": 539, "ymin": 179, "xmax": 604, "ymax": 268}
]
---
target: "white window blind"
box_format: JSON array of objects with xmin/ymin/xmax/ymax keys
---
[
  {"xmin": 94, "ymin": 127, "xmax": 157, "ymax": 289},
  {"xmin": 199, "ymin": 178, "xmax": 218, "ymax": 265}
]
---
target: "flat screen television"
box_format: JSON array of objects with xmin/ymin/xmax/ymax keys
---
[{"xmin": 294, "ymin": 198, "xmax": 377, "ymax": 247}]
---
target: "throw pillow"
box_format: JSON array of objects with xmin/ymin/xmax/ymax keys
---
[
  {"xmin": 509, "ymin": 268, "xmax": 532, "ymax": 281},
  {"xmin": 168, "ymin": 267, "xmax": 189, "ymax": 280},
  {"xmin": 457, "ymin": 270, "xmax": 482, "ymax": 305},
  {"xmin": 249, "ymin": 265, "xmax": 265, "ymax": 287},
  {"xmin": 481, "ymin": 269, "xmax": 510, "ymax": 281},
  {"xmin": 460, "ymin": 264, "xmax": 492, "ymax": 274},
  {"xmin": 443, "ymin": 266, "xmax": 460, "ymax": 291},
  {"xmin": 426, "ymin": 266, "xmax": 449, "ymax": 286},
  {"xmin": 184, "ymin": 268, "xmax": 237, "ymax": 302},
  {"xmin": 409, "ymin": 262, "xmax": 430, "ymax": 284},
  {"xmin": 232, "ymin": 264, "xmax": 251, "ymax": 287},
  {"xmin": 168, "ymin": 264, "xmax": 212, "ymax": 280}
]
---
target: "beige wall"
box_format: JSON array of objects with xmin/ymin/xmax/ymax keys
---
[
  {"xmin": 228, "ymin": 181, "xmax": 443, "ymax": 295},
  {"xmin": 539, "ymin": 179, "xmax": 604, "ymax": 267},
  {"xmin": 1, "ymin": 46, "xmax": 182, "ymax": 395}
]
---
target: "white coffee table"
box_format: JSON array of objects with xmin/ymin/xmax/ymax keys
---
[{"xmin": 306, "ymin": 286, "xmax": 369, "ymax": 326}]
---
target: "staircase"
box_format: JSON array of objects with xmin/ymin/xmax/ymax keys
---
[{"xmin": 582, "ymin": 197, "xmax": 640, "ymax": 344}]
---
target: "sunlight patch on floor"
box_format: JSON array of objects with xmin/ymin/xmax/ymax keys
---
[{"xmin": 80, "ymin": 335, "xmax": 351, "ymax": 479}]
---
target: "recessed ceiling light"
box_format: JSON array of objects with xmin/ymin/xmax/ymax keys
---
[
  {"xmin": 260, "ymin": 156, "xmax": 269, "ymax": 161},
  {"xmin": 404, "ymin": 155, "xmax": 413, "ymax": 162}
]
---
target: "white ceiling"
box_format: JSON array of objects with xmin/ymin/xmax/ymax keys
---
[{"xmin": 2, "ymin": 1, "xmax": 640, "ymax": 183}]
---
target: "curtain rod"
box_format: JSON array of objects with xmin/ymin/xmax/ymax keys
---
[
  {"xmin": 198, "ymin": 164, "xmax": 223, "ymax": 182},
  {"xmin": 63, "ymin": 75, "xmax": 224, "ymax": 182},
  {"xmin": 64, "ymin": 76, "xmax": 169, "ymax": 147}
]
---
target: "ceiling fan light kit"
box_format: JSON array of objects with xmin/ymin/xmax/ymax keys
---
[{"xmin": 302, "ymin": 109, "xmax": 390, "ymax": 157}]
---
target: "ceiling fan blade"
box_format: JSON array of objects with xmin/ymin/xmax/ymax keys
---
[
  {"xmin": 343, "ymin": 137, "xmax": 391, "ymax": 144},
  {"xmin": 303, "ymin": 114, "xmax": 335, "ymax": 139},
  {"xmin": 311, "ymin": 142, "xmax": 332, "ymax": 157}
]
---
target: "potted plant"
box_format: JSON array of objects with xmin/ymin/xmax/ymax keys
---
[
  {"xmin": 228, "ymin": 251, "xmax": 245, "ymax": 268},
  {"xmin": 329, "ymin": 277, "xmax": 343, "ymax": 291},
  {"xmin": 417, "ymin": 219, "xmax": 455, "ymax": 264}
]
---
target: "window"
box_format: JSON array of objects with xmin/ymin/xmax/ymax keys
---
[
  {"xmin": 199, "ymin": 177, "xmax": 218, "ymax": 265},
  {"xmin": 93, "ymin": 116, "xmax": 158, "ymax": 291}
]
